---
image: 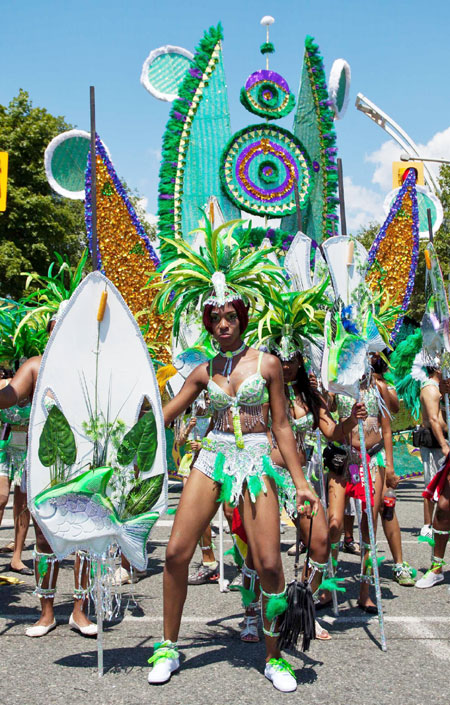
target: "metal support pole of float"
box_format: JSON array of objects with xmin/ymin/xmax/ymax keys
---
[
  {"xmin": 90, "ymin": 86, "xmax": 98, "ymax": 271},
  {"xmin": 96, "ymin": 558, "xmax": 104, "ymax": 677}
]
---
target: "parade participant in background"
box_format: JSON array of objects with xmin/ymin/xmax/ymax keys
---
[
  {"xmin": 330, "ymin": 373, "xmax": 395, "ymax": 613},
  {"xmin": 416, "ymin": 361, "xmax": 449, "ymax": 541},
  {"xmin": 239, "ymin": 287, "xmax": 366, "ymax": 640},
  {"xmin": 240, "ymin": 348, "xmax": 367, "ymax": 642},
  {"xmin": 415, "ymin": 359, "xmax": 450, "ymax": 588},
  {"xmin": 0, "ymin": 311, "xmax": 97, "ymax": 637},
  {"xmin": 176, "ymin": 396, "xmax": 220, "ymax": 585},
  {"xmin": 147, "ymin": 221, "xmax": 319, "ymax": 692},
  {"xmin": 371, "ymin": 352, "xmax": 415, "ymax": 587},
  {"xmin": 0, "ymin": 367, "xmax": 32, "ymax": 574}
]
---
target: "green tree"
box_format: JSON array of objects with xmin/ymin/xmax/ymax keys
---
[
  {"xmin": 0, "ymin": 90, "xmax": 86, "ymax": 300},
  {"xmin": 356, "ymin": 167, "xmax": 450, "ymax": 323}
]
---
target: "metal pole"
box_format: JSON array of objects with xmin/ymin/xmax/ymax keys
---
[
  {"xmin": 337, "ymin": 158, "xmax": 347, "ymax": 236},
  {"xmin": 218, "ymin": 504, "xmax": 227, "ymax": 592},
  {"xmin": 90, "ymin": 86, "xmax": 98, "ymax": 271},
  {"xmin": 96, "ymin": 558, "xmax": 104, "ymax": 677},
  {"xmin": 357, "ymin": 409, "xmax": 387, "ymax": 651},
  {"xmin": 293, "ymin": 180, "xmax": 303, "ymax": 233}
]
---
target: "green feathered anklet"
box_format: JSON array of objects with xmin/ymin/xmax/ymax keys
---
[{"xmin": 265, "ymin": 590, "xmax": 288, "ymax": 621}]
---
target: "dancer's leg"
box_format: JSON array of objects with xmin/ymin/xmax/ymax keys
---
[
  {"xmin": 239, "ymin": 477, "xmax": 284, "ymax": 662},
  {"xmin": 0, "ymin": 476, "xmax": 10, "ymax": 526},
  {"xmin": 359, "ymin": 467, "xmax": 385, "ymax": 608},
  {"xmin": 298, "ymin": 501, "xmax": 330, "ymax": 594},
  {"xmin": 240, "ymin": 545, "xmax": 260, "ymax": 642},
  {"xmin": 381, "ymin": 509, "xmax": 402, "ymax": 564},
  {"xmin": 72, "ymin": 551, "xmax": 95, "ymax": 628},
  {"xmin": 163, "ymin": 468, "xmax": 221, "ymax": 641},
  {"xmin": 10, "ymin": 487, "xmax": 30, "ymax": 571},
  {"xmin": 417, "ymin": 479, "xmax": 450, "ymax": 587},
  {"xmin": 325, "ymin": 474, "xmax": 346, "ymax": 602},
  {"xmin": 31, "ymin": 520, "xmax": 59, "ymax": 628}
]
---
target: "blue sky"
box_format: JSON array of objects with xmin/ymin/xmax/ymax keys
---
[{"xmin": 2, "ymin": 0, "xmax": 450, "ymax": 232}]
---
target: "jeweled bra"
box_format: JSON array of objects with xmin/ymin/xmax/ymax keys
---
[{"xmin": 208, "ymin": 351, "xmax": 269, "ymax": 432}]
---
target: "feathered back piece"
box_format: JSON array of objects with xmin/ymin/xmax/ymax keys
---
[
  {"xmin": 149, "ymin": 218, "xmax": 284, "ymax": 338},
  {"xmin": 246, "ymin": 279, "xmax": 331, "ymax": 360},
  {"xmin": 389, "ymin": 328, "xmax": 423, "ymax": 419}
]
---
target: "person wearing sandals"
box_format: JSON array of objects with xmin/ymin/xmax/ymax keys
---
[
  {"xmin": 0, "ymin": 309, "xmax": 97, "ymax": 638},
  {"xmin": 0, "ymin": 368, "xmax": 32, "ymax": 575},
  {"xmin": 329, "ymin": 375, "xmax": 397, "ymax": 612},
  {"xmin": 239, "ymin": 346, "xmax": 367, "ymax": 643},
  {"xmin": 146, "ymin": 223, "xmax": 319, "ymax": 692}
]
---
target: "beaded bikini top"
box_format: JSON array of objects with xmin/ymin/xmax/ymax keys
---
[{"xmin": 208, "ymin": 352, "xmax": 269, "ymax": 432}]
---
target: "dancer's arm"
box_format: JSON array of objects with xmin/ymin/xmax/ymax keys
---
[
  {"xmin": 318, "ymin": 401, "xmax": 367, "ymax": 442},
  {"xmin": 163, "ymin": 363, "xmax": 208, "ymax": 427},
  {"xmin": 265, "ymin": 355, "xmax": 319, "ymax": 516},
  {"xmin": 421, "ymin": 385, "xmax": 450, "ymax": 457},
  {"xmin": 378, "ymin": 383, "xmax": 399, "ymax": 488},
  {"xmin": 0, "ymin": 357, "xmax": 38, "ymax": 409}
]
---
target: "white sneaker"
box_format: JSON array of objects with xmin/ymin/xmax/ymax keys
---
[
  {"xmin": 148, "ymin": 641, "xmax": 180, "ymax": 684},
  {"xmin": 415, "ymin": 570, "xmax": 444, "ymax": 589},
  {"xmin": 420, "ymin": 524, "xmax": 433, "ymax": 539},
  {"xmin": 264, "ymin": 658, "xmax": 297, "ymax": 692}
]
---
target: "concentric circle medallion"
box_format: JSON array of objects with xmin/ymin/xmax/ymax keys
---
[{"xmin": 220, "ymin": 124, "xmax": 312, "ymax": 216}]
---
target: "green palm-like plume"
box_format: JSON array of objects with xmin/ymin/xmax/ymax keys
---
[
  {"xmin": 14, "ymin": 249, "xmax": 89, "ymax": 343},
  {"xmin": 146, "ymin": 217, "xmax": 285, "ymax": 337},
  {"xmin": 246, "ymin": 278, "xmax": 331, "ymax": 354}
]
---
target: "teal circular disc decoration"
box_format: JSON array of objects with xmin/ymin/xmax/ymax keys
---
[
  {"xmin": 44, "ymin": 130, "xmax": 91, "ymax": 200},
  {"xmin": 221, "ymin": 124, "xmax": 312, "ymax": 216},
  {"xmin": 383, "ymin": 185, "xmax": 443, "ymax": 238},
  {"xmin": 140, "ymin": 45, "xmax": 193, "ymax": 102}
]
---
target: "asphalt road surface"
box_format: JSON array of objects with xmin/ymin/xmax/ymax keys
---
[{"xmin": 1, "ymin": 477, "xmax": 449, "ymax": 705}]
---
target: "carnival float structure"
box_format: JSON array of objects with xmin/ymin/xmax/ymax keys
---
[{"xmin": 0, "ymin": 15, "xmax": 428, "ymax": 669}]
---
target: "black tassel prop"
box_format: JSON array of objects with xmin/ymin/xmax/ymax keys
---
[{"xmin": 278, "ymin": 517, "xmax": 316, "ymax": 652}]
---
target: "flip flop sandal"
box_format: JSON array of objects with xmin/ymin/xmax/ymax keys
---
[{"xmin": 315, "ymin": 620, "xmax": 332, "ymax": 640}]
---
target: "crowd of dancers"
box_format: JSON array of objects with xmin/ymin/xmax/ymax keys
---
[{"xmin": 1, "ymin": 223, "xmax": 449, "ymax": 693}]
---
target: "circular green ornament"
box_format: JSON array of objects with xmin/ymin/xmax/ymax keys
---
[
  {"xmin": 221, "ymin": 124, "xmax": 312, "ymax": 217},
  {"xmin": 44, "ymin": 130, "xmax": 91, "ymax": 200},
  {"xmin": 240, "ymin": 69, "xmax": 295, "ymax": 120}
]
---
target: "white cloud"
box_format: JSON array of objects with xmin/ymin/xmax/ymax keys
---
[
  {"xmin": 365, "ymin": 140, "xmax": 401, "ymax": 191},
  {"xmin": 344, "ymin": 176, "xmax": 384, "ymax": 234},
  {"xmin": 136, "ymin": 197, "xmax": 158, "ymax": 226}
]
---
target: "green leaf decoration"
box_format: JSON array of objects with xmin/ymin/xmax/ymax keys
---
[
  {"xmin": 38, "ymin": 405, "xmax": 76, "ymax": 467},
  {"xmin": 122, "ymin": 474, "xmax": 164, "ymax": 519},
  {"xmin": 116, "ymin": 409, "xmax": 158, "ymax": 473}
]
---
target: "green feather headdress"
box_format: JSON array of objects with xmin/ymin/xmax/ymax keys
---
[
  {"xmin": 149, "ymin": 218, "xmax": 285, "ymax": 338},
  {"xmin": 246, "ymin": 279, "xmax": 331, "ymax": 360}
]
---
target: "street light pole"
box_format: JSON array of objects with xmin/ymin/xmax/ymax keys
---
[{"xmin": 400, "ymin": 152, "xmax": 450, "ymax": 166}]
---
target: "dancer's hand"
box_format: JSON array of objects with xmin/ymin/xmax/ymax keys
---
[
  {"xmin": 296, "ymin": 486, "xmax": 320, "ymax": 518},
  {"xmin": 386, "ymin": 470, "xmax": 400, "ymax": 489},
  {"xmin": 190, "ymin": 440, "xmax": 202, "ymax": 452},
  {"xmin": 351, "ymin": 402, "xmax": 367, "ymax": 421}
]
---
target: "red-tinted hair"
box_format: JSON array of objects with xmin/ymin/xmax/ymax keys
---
[{"xmin": 202, "ymin": 299, "xmax": 249, "ymax": 334}]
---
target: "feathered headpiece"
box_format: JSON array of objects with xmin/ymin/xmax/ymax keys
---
[
  {"xmin": 246, "ymin": 279, "xmax": 331, "ymax": 360},
  {"xmin": 149, "ymin": 218, "xmax": 285, "ymax": 337}
]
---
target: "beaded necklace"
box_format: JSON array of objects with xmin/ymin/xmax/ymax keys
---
[{"xmin": 219, "ymin": 342, "xmax": 246, "ymax": 382}]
